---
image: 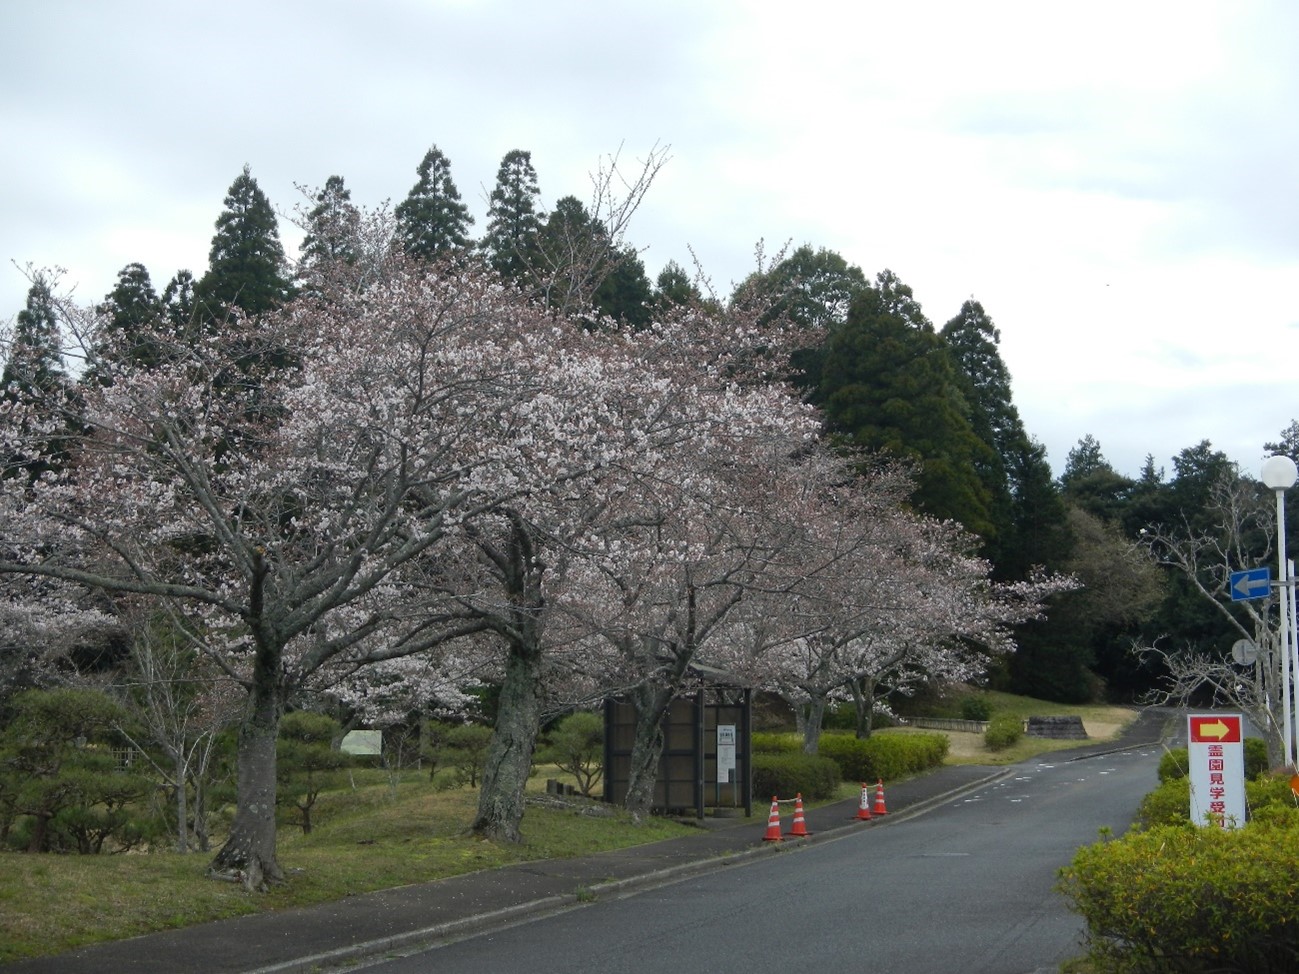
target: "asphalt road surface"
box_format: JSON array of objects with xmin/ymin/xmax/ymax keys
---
[{"xmin": 356, "ymin": 742, "xmax": 1163, "ymax": 974}]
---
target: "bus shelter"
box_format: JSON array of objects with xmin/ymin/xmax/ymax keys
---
[{"xmin": 603, "ymin": 677, "xmax": 752, "ymax": 820}]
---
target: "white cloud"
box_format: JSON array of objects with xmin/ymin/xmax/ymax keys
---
[{"xmin": 2, "ymin": 0, "xmax": 1296, "ymax": 481}]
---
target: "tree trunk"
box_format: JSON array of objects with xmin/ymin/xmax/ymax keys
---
[
  {"xmin": 852, "ymin": 676, "xmax": 876, "ymax": 739},
  {"xmin": 208, "ymin": 665, "xmax": 284, "ymax": 890},
  {"xmin": 174, "ymin": 756, "xmax": 190, "ymax": 853},
  {"xmin": 801, "ymin": 693, "xmax": 827, "ymax": 754},
  {"xmin": 470, "ymin": 635, "xmax": 543, "ymax": 843},
  {"xmin": 623, "ymin": 683, "xmax": 674, "ymax": 823},
  {"xmin": 26, "ymin": 812, "xmax": 51, "ymax": 853}
]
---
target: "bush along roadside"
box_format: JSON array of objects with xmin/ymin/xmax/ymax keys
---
[
  {"xmin": 817, "ymin": 731, "xmax": 949, "ymax": 783},
  {"xmin": 1061, "ymin": 760, "xmax": 1299, "ymax": 972}
]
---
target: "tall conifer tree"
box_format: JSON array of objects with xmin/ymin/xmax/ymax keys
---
[
  {"xmin": 2, "ymin": 276, "xmax": 78, "ymax": 480},
  {"xmin": 93, "ymin": 262, "xmax": 164, "ymax": 374},
  {"xmin": 940, "ymin": 298, "xmax": 1072, "ymax": 573},
  {"xmin": 195, "ymin": 165, "xmax": 292, "ymax": 320},
  {"xmin": 480, "ymin": 149, "xmax": 544, "ymax": 285},
  {"xmin": 817, "ymin": 271, "xmax": 995, "ymax": 536},
  {"xmin": 300, "ymin": 175, "xmax": 361, "ymax": 271},
  {"xmin": 395, "ymin": 147, "xmax": 473, "ymax": 261}
]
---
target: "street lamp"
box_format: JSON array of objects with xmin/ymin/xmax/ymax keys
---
[{"xmin": 1262, "ymin": 455, "xmax": 1298, "ymax": 768}]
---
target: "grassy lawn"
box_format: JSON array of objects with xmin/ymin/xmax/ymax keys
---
[
  {"xmin": 921, "ymin": 692, "xmax": 1138, "ymax": 766},
  {"xmin": 0, "ymin": 770, "xmax": 692, "ymax": 964},
  {"xmin": 0, "ymin": 693, "xmax": 1140, "ymax": 963}
]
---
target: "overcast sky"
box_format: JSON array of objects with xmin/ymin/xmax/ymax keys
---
[{"xmin": 3, "ymin": 0, "xmax": 1297, "ymax": 478}]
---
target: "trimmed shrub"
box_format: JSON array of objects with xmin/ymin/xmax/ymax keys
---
[
  {"xmin": 751, "ymin": 732, "xmax": 801, "ymax": 755},
  {"xmin": 959, "ymin": 695, "xmax": 993, "ymax": 721},
  {"xmin": 1139, "ymin": 771, "xmax": 1299, "ymax": 829},
  {"xmin": 1162, "ymin": 739, "xmax": 1269, "ymax": 783},
  {"xmin": 1060, "ymin": 822, "xmax": 1299, "ymax": 972},
  {"xmin": 983, "ymin": 713, "xmax": 1022, "ymax": 752},
  {"xmin": 1245, "ymin": 736, "xmax": 1269, "ymax": 779},
  {"xmin": 818, "ymin": 732, "xmax": 948, "ymax": 783},
  {"xmin": 1157, "ymin": 746, "xmax": 1190, "ymax": 782},
  {"xmin": 1136, "ymin": 776, "xmax": 1192, "ymax": 828},
  {"xmin": 751, "ymin": 754, "xmax": 840, "ymax": 801}
]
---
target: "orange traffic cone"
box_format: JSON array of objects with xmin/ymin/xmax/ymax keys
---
[
  {"xmin": 789, "ymin": 794, "xmax": 811, "ymax": 837},
  {"xmin": 856, "ymin": 782, "xmax": 873, "ymax": 821},
  {"xmin": 873, "ymin": 778, "xmax": 888, "ymax": 816},
  {"xmin": 762, "ymin": 796, "xmax": 783, "ymax": 841}
]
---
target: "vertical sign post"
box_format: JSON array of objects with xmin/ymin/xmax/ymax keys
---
[{"xmin": 1187, "ymin": 714, "xmax": 1245, "ymax": 829}]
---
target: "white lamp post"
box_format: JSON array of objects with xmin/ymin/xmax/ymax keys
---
[{"xmin": 1262, "ymin": 455, "xmax": 1298, "ymax": 768}]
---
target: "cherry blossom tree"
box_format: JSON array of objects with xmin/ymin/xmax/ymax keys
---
[
  {"xmin": 0, "ymin": 247, "xmax": 644, "ymax": 884},
  {"xmin": 752, "ymin": 455, "xmax": 1078, "ymax": 752},
  {"xmin": 420, "ymin": 293, "xmax": 815, "ymax": 838}
]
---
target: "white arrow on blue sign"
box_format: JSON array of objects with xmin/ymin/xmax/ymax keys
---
[{"xmin": 1230, "ymin": 567, "xmax": 1271, "ymax": 601}]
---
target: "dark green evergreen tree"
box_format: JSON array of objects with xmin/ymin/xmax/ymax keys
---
[
  {"xmin": 733, "ymin": 245, "xmax": 868, "ymax": 390},
  {"xmin": 3, "ymin": 276, "xmax": 68, "ymax": 397},
  {"xmin": 653, "ymin": 260, "xmax": 700, "ymax": 314},
  {"xmin": 161, "ymin": 270, "xmax": 198, "ymax": 332},
  {"xmin": 299, "ymin": 175, "xmax": 361, "ymax": 274},
  {"xmin": 480, "ymin": 149, "xmax": 544, "ymax": 285},
  {"xmin": 194, "ymin": 165, "xmax": 293, "ymax": 320},
  {"xmin": 1059, "ymin": 435, "xmax": 1136, "ymax": 525},
  {"xmin": 749, "ymin": 244, "xmax": 868, "ymax": 333},
  {"xmin": 533, "ymin": 195, "xmax": 606, "ymax": 313},
  {"xmin": 92, "ymin": 262, "xmax": 164, "ymax": 376},
  {"xmin": 816, "ymin": 270, "xmax": 995, "ymax": 536},
  {"xmin": 2, "ymin": 276, "xmax": 80, "ymax": 481},
  {"xmin": 394, "ymin": 147, "xmax": 473, "ymax": 261},
  {"xmin": 593, "ymin": 246, "xmax": 653, "ymax": 328},
  {"xmin": 940, "ymin": 300, "xmax": 1073, "ymax": 572}
]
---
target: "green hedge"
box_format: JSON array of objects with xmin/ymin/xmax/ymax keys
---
[
  {"xmin": 983, "ymin": 713, "xmax": 1022, "ymax": 752},
  {"xmin": 1159, "ymin": 739, "xmax": 1270, "ymax": 783},
  {"xmin": 1139, "ymin": 770, "xmax": 1299, "ymax": 829},
  {"xmin": 1060, "ymin": 822, "xmax": 1299, "ymax": 972},
  {"xmin": 818, "ymin": 732, "xmax": 949, "ymax": 783},
  {"xmin": 751, "ymin": 754, "xmax": 841, "ymax": 801},
  {"xmin": 751, "ymin": 732, "xmax": 802, "ymax": 755}
]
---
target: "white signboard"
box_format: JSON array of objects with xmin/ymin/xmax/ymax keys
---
[
  {"xmin": 341, "ymin": 730, "xmax": 382, "ymax": 756},
  {"xmin": 1187, "ymin": 714, "xmax": 1245, "ymax": 829},
  {"xmin": 716, "ymin": 724, "xmax": 736, "ymax": 783}
]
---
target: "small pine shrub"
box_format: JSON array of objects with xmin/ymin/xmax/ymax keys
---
[
  {"xmin": 751, "ymin": 754, "xmax": 840, "ymax": 801},
  {"xmin": 983, "ymin": 713, "xmax": 1022, "ymax": 751}
]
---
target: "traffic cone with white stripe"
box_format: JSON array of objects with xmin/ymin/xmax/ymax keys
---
[
  {"xmin": 873, "ymin": 778, "xmax": 889, "ymax": 816},
  {"xmin": 789, "ymin": 794, "xmax": 811, "ymax": 837},
  {"xmin": 762, "ymin": 796, "xmax": 783, "ymax": 841},
  {"xmin": 856, "ymin": 782, "xmax": 873, "ymax": 820}
]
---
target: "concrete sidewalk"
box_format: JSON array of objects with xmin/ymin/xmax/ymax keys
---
[{"xmin": 3, "ymin": 709, "xmax": 1171, "ymax": 974}]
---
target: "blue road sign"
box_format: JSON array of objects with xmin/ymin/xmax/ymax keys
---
[{"xmin": 1230, "ymin": 567, "xmax": 1271, "ymax": 601}]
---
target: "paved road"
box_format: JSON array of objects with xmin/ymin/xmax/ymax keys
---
[{"xmin": 355, "ymin": 742, "xmax": 1164, "ymax": 974}]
